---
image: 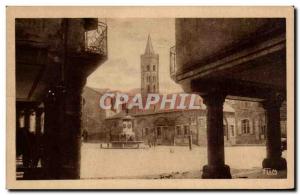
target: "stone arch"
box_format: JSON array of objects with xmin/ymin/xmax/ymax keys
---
[
  {"xmin": 136, "ymin": 118, "xmax": 153, "ymax": 138},
  {"xmin": 153, "ymin": 117, "xmax": 174, "ymax": 145},
  {"xmin": 174, "ymin": 114, "xmax": 190, "ymax": 126},
  {"xmin": 154, "ymin": 116, "xmax": 171, "ymax": 126}
]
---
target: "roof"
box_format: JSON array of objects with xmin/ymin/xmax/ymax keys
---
[
  {"xmin": 144, "ymin": 34, "xmax": 155, "ymax": 55},
  {"xmin": 200, "ymin": 102, "xmax": 235, "ymax": 112}
]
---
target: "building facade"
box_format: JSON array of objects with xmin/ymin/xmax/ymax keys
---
[
  {"xmin": 105, "ymin": 101, "xmax": 236, "ymax": 146},
  {"xmin": 226, "ymin": 100, "xmax": 267, "ymax": 145},
  {"xmin": 15, "ymin": 18, "xmax": 108, "ymax": 179}
]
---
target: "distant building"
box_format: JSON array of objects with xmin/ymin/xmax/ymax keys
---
[
  {"xmin": 105, "ymin": 100, "xmax": 236, "ymax": 146},
  {"xmin": 141, "ymin": 35, "xmax": 159, "ymax": 96},
  {"xmin": 104, "ymin": 36, "xmax": 236, "ymax": 146},
  {"xmin": 82, "ymin": 35, "xmax": 288, "ymax": 147},
  {"xmin": 82, "ymin": 87, "xmax": 115, "ymax": 142},
  {"xmin": 226, "ymin": 100, "xmax": 267, "ymax": 145}
]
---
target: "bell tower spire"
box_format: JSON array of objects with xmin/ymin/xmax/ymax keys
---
[
  {"xmin": 141, "ymin": 34, "xmax": 159, "ymax": 96},
  {"xmin": 144, "ymin": 34, "xmax": 154, "ymax": 55}
]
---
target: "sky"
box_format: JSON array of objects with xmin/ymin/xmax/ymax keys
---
[{"xmin": 86, "ymin": 18, "xmax": 183, "ymax": 94}]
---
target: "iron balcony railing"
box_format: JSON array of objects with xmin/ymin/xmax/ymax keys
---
[
  {"xmin": 85, "ymin": 21, "xmax": 108, "ymax": 56},
  {"xmin": 169, "ymin": 46, "xmax": 176, "ymax": 80}
]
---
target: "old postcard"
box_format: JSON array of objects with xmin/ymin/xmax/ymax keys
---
[{"xmin": 6, "ymin": 6, "xmax": 294, "ymax": 189}]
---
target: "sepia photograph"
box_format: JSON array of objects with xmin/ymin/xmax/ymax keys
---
[{"xmin": 6, "ymin": 6, "xmax": 294, "ymax": 189}]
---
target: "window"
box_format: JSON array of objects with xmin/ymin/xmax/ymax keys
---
[
  {"xmin": 18, "ymin": 111, "xmax": 25, "ymax": 128},
  {"xmin": 147, "ymin": 65, "xmax": 150, "ymax": 71},
  {"xmin": 261, "ymin": 125, "xmax": 266, "ymax": 135},
  {"xmin": 157, "ymin": 127, "xmax": 161, "ymax": 136},
  {"xmin": 223, "ymin": 125, "xmax": 227, "ymax": 137},
  {"xmin": 231, "ymin": 125, "xmax": 234, "ymax": 136},
  {"xmin": 190, "ymin": 117, "xmax": 196, "ymax": 125},
  {"xmin": 241, "ymin": 119, "xmax": 250, "ymax": 134},
  {"xmin": 198, "ymin": 118, "xmax": 203, "ymax": 126},
  {"xmin": 153, "ymin": 76, "xmax": 155, "ymax": 82},
  {"xmin": 127, "ymin": 123, "xmax": 132, "ymax": 128},
  {"xmin": 153, "ymin": 85, "xmax": 156, "ymax": 92},
  {"xmin": 145, "ymin": 128, "xmax": 149, "ymax": 135},
  {"xmin": 153, "ymin": 65, "xmax": 156, "ymax": 71},
  {"xmin": 176, "ymin": 126, "xmax": 181, "ymax": 135},
  {"xmin": 147, "ymin": 85, "xmax": 150, "ymax": 92},
  {"xmin": 184, "ymin": 125, "xmax": 189, "ymax": 135}
]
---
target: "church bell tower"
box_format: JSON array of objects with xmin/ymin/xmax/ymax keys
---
[{"xmin": 141, "ymin": 35, "xmax": 159, "ymax": 96}]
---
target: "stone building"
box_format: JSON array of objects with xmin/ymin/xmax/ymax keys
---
[
  {"xmin": 172, "ymin": 18, "xmax": 287, "ymax": 178},
  {"xmin": 81, "ymin": 87, "xmax": 116, "ymax": 142},
  {"xmin": 105, "ymin": 97, "xmax": 236, "ymax": 146},
  {"xmin": 15, "ymin": 18, "xmax": 108, "ymax": 179},
  {"xmin": 226, "ymin": 100, "xmax": 267, "ymax": 145}
]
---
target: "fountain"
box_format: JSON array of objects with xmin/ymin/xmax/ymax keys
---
[{"xmin": 104, "ymin": 114, "xmax": 144, "ymax": 149}]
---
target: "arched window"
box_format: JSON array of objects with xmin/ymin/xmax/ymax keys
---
[
  {"xmin": 147, "ymin": 65, "xmax": 150, "ymax": 71},
  {"xmin": 241, "ymin": 119, "xmax": 250, "ymax": 134},
  {"xmin": 153, "ymin": 85, "xmax": 156, "ymax": 92},
  {"xmin": 153, "ymin": 65, "xmax": 156, "ymax": 71}
]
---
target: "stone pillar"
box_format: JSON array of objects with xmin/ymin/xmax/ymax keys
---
[
  {"xmin": 201, "ymin": 93, "xmax": 231, "ymax": 179},
  {"xmin": 43, "ymin": 86, "xmax": 65, "ymax": 179},
  {"xmin": 43, "ymin": 78, "xmax": 85, "ymax": 179},
  {"xmin": 262, "ymin": 92, "xmax": 287, "ymax": 170},
  {"xmin": 60, "ymin": 85, "xmax": 83, "ymax": 179}
]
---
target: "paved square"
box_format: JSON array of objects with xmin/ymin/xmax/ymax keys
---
[{"xmin": 80, "ymin": 143, "xmax": 287, "ymax": 179}]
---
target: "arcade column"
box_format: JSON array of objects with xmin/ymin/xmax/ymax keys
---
[
  {"xmin": 44, "ymin": 82, "xmax": 84, "ymax": 179},
  {"xmin": 201, "ymin": 92, "xmax": 231, "ymax": 179},
  {"xmin": 262, "ymin": 92, "xmax": 287, "ymax": 170}
]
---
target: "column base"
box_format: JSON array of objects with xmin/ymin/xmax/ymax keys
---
[
  {"xmin": 201, "ymin": 164, "xmax": 232, "ymax": 179},
  {"xmin": 262, "ymin": 157, "xmax": 287, "ymax": 170}
]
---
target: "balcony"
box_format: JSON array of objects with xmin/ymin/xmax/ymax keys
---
[
  {"xmin": 169, "ymin": 46, "xmax": 176, "ymax": 81},
  {"xmin": 85, "ymin": 21, "xmax": 108, "ymax": 56}
]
